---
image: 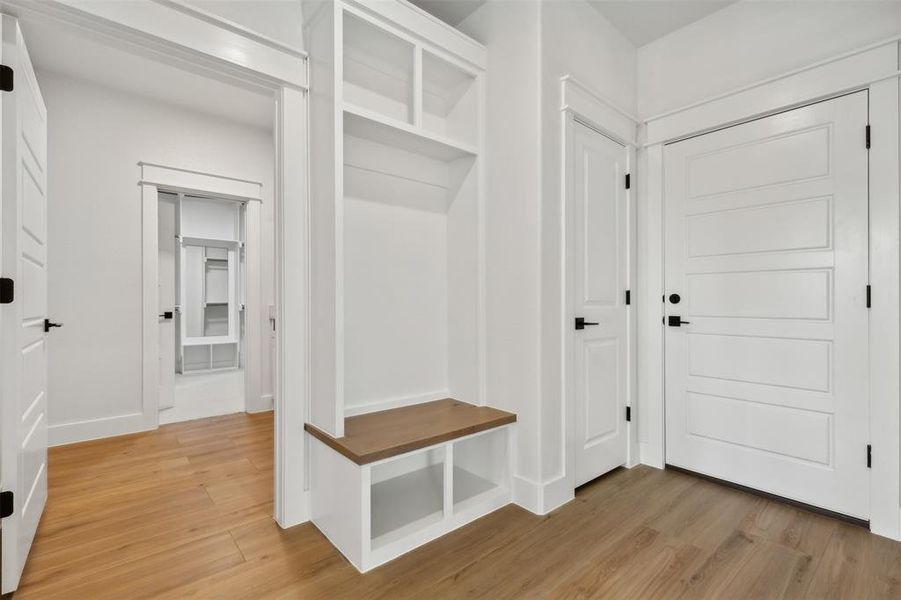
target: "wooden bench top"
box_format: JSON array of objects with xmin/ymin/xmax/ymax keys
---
[{"xmin": 304, "ymin": 399, "xmax": 516, "ymax": 465}]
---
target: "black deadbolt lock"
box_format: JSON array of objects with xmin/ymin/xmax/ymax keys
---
[{"xmin": 669, "ymin": 293, "xmax": 681, "ymax": 304}]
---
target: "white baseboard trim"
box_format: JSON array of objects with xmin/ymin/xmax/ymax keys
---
[
  {"xmin": 49, "ymin": 412, "xmax": 153, "ymax": 447},
  {"xmin": 512, "ymin": 473, "xmax": 574, "ymax": 515},
  {"xmin": 872, "ymin": 516, "xmax": 901, "ymax": 542},
  {"xmin": 344, "ymin": 390, "xmax": 449, "ymax": 417},
  {"xmin": 639, "ymin": 442, "xmax": 665, "ymax": 469},
  {"xmin": 247, "ymin": 394, "xmax": 274, "ymax": 413}
]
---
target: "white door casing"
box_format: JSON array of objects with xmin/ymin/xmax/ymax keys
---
[
  {"xmin": 572, "ymin": 121, "xmax": 629, "ymax": 487},
  {"xmin": 158, "ymin": 192, "xmax": 177, "ymax": 410},
  {"xmin": 664, "ymin": 92, "xmax": 870, "ymax": 519},
  {"xmin": 0, "ymin": 17, "xmax": 48, "ymax": 593}
]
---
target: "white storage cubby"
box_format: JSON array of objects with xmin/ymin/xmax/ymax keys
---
[
  {"xmin": 422, "ymin": 49, "xmax": 479, "ymax": 147},
  {"xmin": 370, "ymin": 448, "xmax": 445, "ymax": 548},
  {"xmin": 343, "ymin": 10, "xmax": 414, "ymax": 123},
  {"xmin": 453, "ymin": 427, "xmax": 508, "ymax": 512},
  {"xmin": 309, "ymin": 423, "xmax": 511, "ymax": 572}
]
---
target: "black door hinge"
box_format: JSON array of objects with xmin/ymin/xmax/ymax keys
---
[
  {"xmin": 0, "ymin": 277, "xmax": 12, "ymax": 304},
  {"xmin": 626, "ymin": 406, "xmax": 631, "ymax": 422},
  {"xmin": 0, "ymin": 65, "xmax": 12, "ymax": 93},
  {"xmin": 625, "ymin": 290, "xmax": 631, "ymax": 305},
  {"xmin": 866, "ymin": 125, "xmax": 871, "ymax": 149},
  {"xmin": 0, "ymin": 491, "xmax": 13, "ymax": 518},
  {"xmin": 625, "ymin": 173, "xmax": 631, "ymax": 190},
  {"xmin": 867, "ymin": 444, "xmax": 872, "ymax": 468},
  {"xmin": 866, "ymin": 284, "xmax": 872, "ymax": 308}
]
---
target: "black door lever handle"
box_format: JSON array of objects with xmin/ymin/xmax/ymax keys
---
[
  {"xmin": 44, "ymin": 319, "xmax": 63, "ymax": 333},
  {"xmin": 667, "ymin": 316, "xmax": 691, "ymax": 327},
  {"xmin": 575, "ymin": 317, "xmax": 599, "ymax": 330}
]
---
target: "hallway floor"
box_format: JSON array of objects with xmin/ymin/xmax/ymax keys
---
[{"xmin": 16, "ymin": 412, "xmax": 901, "ymax": 598}]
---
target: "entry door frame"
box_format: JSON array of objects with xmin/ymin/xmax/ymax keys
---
[
  {"xmin": 138, "ymin": 163, "xmax": 263, "ymax": 420},
  {"xmin": 2, "ymin": 1, "xmax": 311, "ymax": 529},
  {"xmin": 561, "ymin": 76, "xmax": 640, "ymax": 497},
  {"xmin": 637, "ymin": 39, "xmax": 901, "ymax": 540}
]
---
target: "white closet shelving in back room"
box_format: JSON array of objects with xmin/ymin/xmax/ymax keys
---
[{"xmin": 176, "ymin": 195, "xmax": 245, "ymax": 373}]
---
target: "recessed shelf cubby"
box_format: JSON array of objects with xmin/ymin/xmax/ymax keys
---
[
  {"xmin": 370, "ymin": 448, "xmax": 445, "ymax": 549},
  {"xmin": 422, "ymin": 50, "xmax": 478, "ymax": 147},
  {"xmin": 343, "ymin": 11, "xmax": 414, "ymax": 124}
]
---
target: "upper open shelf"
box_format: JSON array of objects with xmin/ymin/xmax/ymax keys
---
[
  {"xmin": 340, "ymin": 8, "xmax": 479, "ymax": 154},
  {"xmin": 343, "ymin": 11, "xmax": 414, "ymax": 124},
  {"xmin": 344, "ymin": 103, "xmax": 478, "ymax": 162},
  {"xmin": 304, "ymin": 399, "xmax": 516, "ymax": 465},
  {"xmin": 422, "ymin": 50, "xmax": 478, "ymax": 146}
]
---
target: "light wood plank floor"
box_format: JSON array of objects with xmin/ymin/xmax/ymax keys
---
[{"xmin": 16, "ymin": 412, "xmax": 901, "ymax": 599}]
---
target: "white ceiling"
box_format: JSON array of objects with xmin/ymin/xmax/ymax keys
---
[
  {"xmin": 586, "ymin": 0, "xmax": 738, "ymax": 46},
  {"xmin": 20, "ymin": 18, "xmax": 274, "ymax": 130},
  {"xmin": 408, "ymin": 0, "xmax": 738, "ymax": 46}
]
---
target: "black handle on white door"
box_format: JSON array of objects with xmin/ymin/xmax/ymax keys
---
[
  {"xmin": 575, "ymin": 317, "xmax": 599, "ymax": 330},
  {"xmin": 159, "ymin": 311, "xmax": 174, "ymax": 320},
  {"xmin": 43, "ymin": 318, "xmax": 63, "ymax": 333},
  {"xmin": 667, "ymin": 315, "xmax": 691, "ymax": 327}
]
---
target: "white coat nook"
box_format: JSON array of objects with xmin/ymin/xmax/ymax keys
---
[{"xmin": 302, "ymin": 0, "xmax": 507, "ymax": 571}]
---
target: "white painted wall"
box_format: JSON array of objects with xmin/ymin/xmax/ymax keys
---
[
  {"xmin": 41, "ymin": 70, "xmax": 275, "ymax": 445},
  {"xmin": 459, "ymin": 0, "xmax": 543, "ymax": 490},
  {"xmin": 538, "ymin": 0, "xmax": 636, "ymax": 495},
  {"xmin": 460, "ymin": 0, "xmax": 636, "ymax": 512},
  {"xmin": 638, "ymin": 0, "xmax": 901, "ymax": 117},
  {"xmin": 184, "ymin": 0, "xmax": 305, "ymax": 50}
]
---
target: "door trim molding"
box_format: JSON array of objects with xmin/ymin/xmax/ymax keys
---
[
  {"xmin": 15, "ymin": 6, "xmax": 311, "ymax": 528},
  {"xmin": 638, "ymin": 40, "xmax": 901, "ymax": 540},
  {"xmin": 138, "ymin": 164, "xmax": 264, "ymax": 434},
  {"xmin": 644, "ymin": 39, "xmax": 899, "ymax": 146},
  {"xmin": 561, "ymin": 76, "xmax": 639, "ymax": 507}
]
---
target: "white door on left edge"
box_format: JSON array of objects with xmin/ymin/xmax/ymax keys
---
[
  {"xmin": 572, "ymin": 121, "xmax": 629, "ymax": 487},
  {"xmin": 0, "ymin": 18, "xmax": 49, "ymax": 593}
]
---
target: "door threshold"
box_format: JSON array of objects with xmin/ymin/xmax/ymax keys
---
[{"xmin": 665, "ymin": 464, "xmax": 870, "ymax": 530}]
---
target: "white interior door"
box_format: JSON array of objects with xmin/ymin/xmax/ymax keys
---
[
  {"xmin": 572, "ymin": 121, "xmax": 629, "ymax": 487},
  {"xmin": 0, "ymin": 17, "xmax": 49, "ymax": 593},
  {"xmin": 664, "ymin": 92, "xmax": 870, "ymax": 519}
]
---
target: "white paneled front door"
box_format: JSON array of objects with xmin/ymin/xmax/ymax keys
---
[
  {"xmin": 664, "ymin": 92, "xmax": 870, "ymax": 519},
  {"xmin": 0, "ymin": 18, "xmax": 50, "ymax": 593},
  {"xmin": 572, "ymin": 121, "xmax": 629, "ymax": 487}
]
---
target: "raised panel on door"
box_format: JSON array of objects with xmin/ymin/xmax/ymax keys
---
[
  {"xmin": 572, "ymin": 121, "xmax": 628, "ymax": 488},
  {"xmin": 664, "ymin": 92, "xmax": 869, "ymax": 519}
]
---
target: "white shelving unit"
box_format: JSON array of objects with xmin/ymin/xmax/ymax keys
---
[
  {"xmin": 309, "ymin": 422, "xmax": 512, "ymax": 572},
  {"xmin": 305, "ymin": 0, "xmax": 486, "ymax": 435},
  {"xmin": 176, "ymin": 197, "xmax": 244, "ymax": 373},
  {"xmin": 303, "ymin": 0, "xmax": 498, "ymax": 572}
]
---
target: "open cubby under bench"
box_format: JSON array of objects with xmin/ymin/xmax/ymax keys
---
[{"xmin": 305, "ymin": 399, "xmax": 516, "ymax": 572}]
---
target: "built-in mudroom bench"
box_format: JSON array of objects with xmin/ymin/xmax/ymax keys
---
[
  {"xmin": 302, "ymin": 0, "xmax": 498, "ymax": 571},
  {"xmin": 305, "ymin": 400, "xmax": 515, "ymax": 571}
]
